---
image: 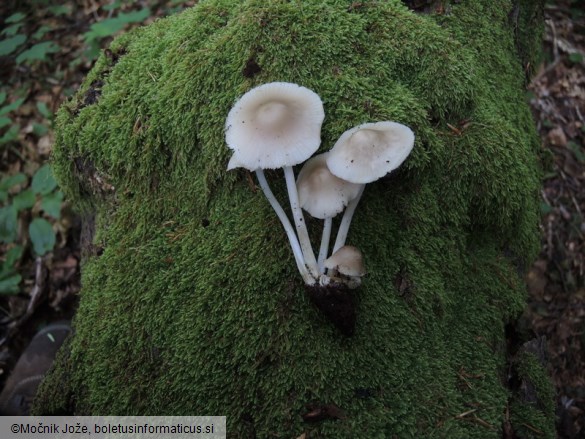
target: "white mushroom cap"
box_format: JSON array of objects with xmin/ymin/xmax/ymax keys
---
[
  {"xmin": 296, "ymin": 153, "xmax": 362, "ymax": 219},
  {"xmin": 225, "ymin": 82, "xmax": 325, "ymax": 171},
  {"xmin": 326, "ymin": 121, "xmax": 415, "ymax": 184},
  {"xmin": 324, "ymin": 245, "xmax": 366, "ymax": 277}
]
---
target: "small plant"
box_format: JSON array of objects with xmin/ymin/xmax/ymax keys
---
[
  {"xmin": 0, "ymin": 12, "xmax": 27, "ymax": 58},
  {"xmin": 1, "ymin": 1, "xmax": 196, "ymax": 298},
  {"xmin": 0, "ymin": 244, "xmax": 23, "ymax": 294},
  {"xmin": 0, "ymin": 92, "xmax": 25, "ymax": 147},
  {"xmin": 0, "ymin": 165, "xmax": 63, "ymax": 295}
]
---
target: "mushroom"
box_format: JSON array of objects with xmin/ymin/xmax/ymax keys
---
[
  {"xmin": 296, "ymin": 153, "xmax": 362, "ymax": 274},
  {"xmin": 326, "ymin": 122, "xmax": 415, "ymax": 252},
  {"xmin": 323, "ymin": 245, "xmax": 366, "ymax": 288},
  {"xmin": 225, "ymin": 82, "xmax": 325, "ymax": 283}
]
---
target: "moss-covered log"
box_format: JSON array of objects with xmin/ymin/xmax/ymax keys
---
[{"xmin": 34, "ymin": 0, "xmax": 553, "ymax": 437}]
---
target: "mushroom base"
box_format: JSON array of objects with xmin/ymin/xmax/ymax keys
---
[{"xmin": 305, "ymin": 283, "xmax": 357, "ymax": 337}]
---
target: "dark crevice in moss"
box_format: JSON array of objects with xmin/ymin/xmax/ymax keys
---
[
  {"xmin": 80, "ymin": 212, "xmax": 103, "ymax": 260},
  {"xmin": 104, "ymin": 47, "xmax": 127, "ymax": 65},
  {"xmin": 72, "ymin": 156, "xmax": 115, "ymax": 199},
  {"xmin": 306, "ymin": 283, "xmax": 357, "ymax": 336},
  {"xmin": 394, "ymin": 269, "xmax": 415, "ymax": 300},
  {"xmin": 81, "ymin": 80, "xmax": 103, "ymax": 109},
  {"xmin": 239, "ymin": 412, "xmax": 256, "ymax": 439},
  {"xmin": 242, "ymin": 55, "xmax": 262, "ymax": 78},
  {"xmin": 74, "ymin": 47, "xmax": 128, "ymax": 115},
  {"xmin": 302, "ymin": 403, "xmax": 346, "ymax": 423},
  {"xmin": 402, "ymin": 0, "xmax": 440, "ymax": 12},
  {"xmin": 504, "ymin": 318, "xmax": 554, "ymax": 438}
]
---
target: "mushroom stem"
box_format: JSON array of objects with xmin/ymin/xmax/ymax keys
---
[
  {"xmin": 283, "ymin": 166, "xmax": 320, "ymax": 279},
  {"xmin": 318, "ymin": 217, "xmax": 332, "ymax": 274},
  {"xmin": 255, "ymin": 169, "xmax": 315, "ymax": 285},
  {"xmin": 332, "ymin": 185, "xmax": 365, "ymax": 253}
]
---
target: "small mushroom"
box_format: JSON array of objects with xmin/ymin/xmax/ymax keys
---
[
  {"xmin": 225, "ymin": 82, "xmax": 325, "ymax": 283},
  {"xmin": 296, "ymin": 153, "xmax": 361, "ymax": 273},
  {"xmin": 326, "ymin": 122, "xmax": 414, "ymax": 252},
  {"xmin": 323, "ymin": 245, "xmax": 366, "ymax": 288}
]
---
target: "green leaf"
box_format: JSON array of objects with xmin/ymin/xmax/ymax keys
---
[
  {"xmin": 83, "ymin": 41, "xmax": 101, "ymax": 61},
  {"xmin": 32, "ymin": 123, "xmax": 48, "ymax": 136},
  {"xmin": 85, "ymin": 8, "xmax": 150, "ymax": 42},
  {"xmin": 36, "ymin": 101, "xmax": 52, "ymax": 118},
  {"xmin": 0, "ymin": 117, "xmax": 11, "ymax": 129},
  {"xmin": 31, "ymin": 164, "xmax": 57, "ymax": 195},
  {"xmin": 0, "ymin": 205, "xmax": 18, "ymax": 244},
  {"xmin": 0, "ymin": 92, "xmax": 6, "ymax": 105},
  {"xmin": 41, "ymin": 190, "xmax": 63, "ymax": 219},
  {"xmin": 32, "ymin": 25, "xmax": 52, "ymax": 40},
  {"xmin": 6, "ymin": 12, "xmax": 26, "ymax": 23},
  {"xmin": 4, "ymin": 245, "xmax": 24, "ymax": 268},
  {"xmin": 0, "ymin": 124, "xmax": 19, "ymax": 145},
  {"xmin": 13, "ymin": 189, "xmax": 36, "ymax": 211},
  {"xmin": 1, "ymin": 245, "xmax": 23, "ymax": 283},
  {"xmin": 0, "ymin": 34, "xmax": 27, "ymax": 57},
  {"xmin": 47, "ymin": 5, "xmax": 71, "ymax": 16},
  {"xmin": 568, "ymin": 53, "xmax": 584, "ymax": 64},
  {"xmin": 29, "ymin": 217, "xmax": 55, "ymax": 255},
  {"xmin": 85, "ymin": 20, "xmax": 127, "ymax": 42},
  {"xmin": 103, "ymin": 1, "xmax": 123, "ymax": 12},
  {"xmin": 0, "ymin": 97, "xmax": 26, "ymax": 116},
  {"xmin": 0, "ymin": 273, "xmax": 22, "ymax": 295},
  {"xmin": 118, "ymin": 8, "xmax": 151, "ymax": 23},
  {"xmin": 540, "ymin": 202, "xmax": 553, "ymax": 215},
  {"xmin": 0, "ymin": 173, "xmax": 26, "ymax": 191},
  {"xmin": 1, "ymin": 23, "xmax": 23, "ymax": 37},
  {"xmin": 16, "ymin": 41, "xmax": 59, "ymax": 64}
]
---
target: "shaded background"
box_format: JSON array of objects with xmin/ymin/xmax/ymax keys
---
[{"xmin": 0, "ymin": 1, "xmax": 583, "ymax": 437}]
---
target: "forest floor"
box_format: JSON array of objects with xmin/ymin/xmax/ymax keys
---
[
  {"xmin": 0, "ymin": 1, "xmax": 583, "ymax": 437},
  {"xmin": 525, "ymin": 2, "xmax": 585, "ymax": 437}
]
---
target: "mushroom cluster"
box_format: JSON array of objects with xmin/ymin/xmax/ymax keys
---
[{"xmin": 225, "ymin": 82, "xmax": 415, "ymax": 288}]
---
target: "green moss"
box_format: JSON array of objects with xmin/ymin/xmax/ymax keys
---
[
  {"xmin": 36, "ymin": 0, "xmax": 551, "ymax": 436},
  {"xmin": 509, "ymin": 352, "xmax": 556, "ymax": 439}
]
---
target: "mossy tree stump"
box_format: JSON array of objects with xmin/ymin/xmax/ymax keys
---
[{"xmin": 35, "ymin": 1, "xmax": 554, "ymax": 437}]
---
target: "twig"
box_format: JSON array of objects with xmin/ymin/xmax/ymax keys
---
[
  {"xmin": 455, "ymin": 409, "xmax": 477, "ymax": 419},
  {"xmin": 549, "ymin": 19, "xmax": 559, "ymax": 61},
  {"xmin": 26, "ymin": 257, "xmax": 45, "ymax": 315},
  {"xmin": 576, "ymin": 106, "xmax": 584, "ymax": 123},
  {"xmin": 457, "ymin": 415, "xmax": 495, "ymax": 430},
  {"xmin": 522, "ymin": 423, "xmax": 544, "ymax": 435}
]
